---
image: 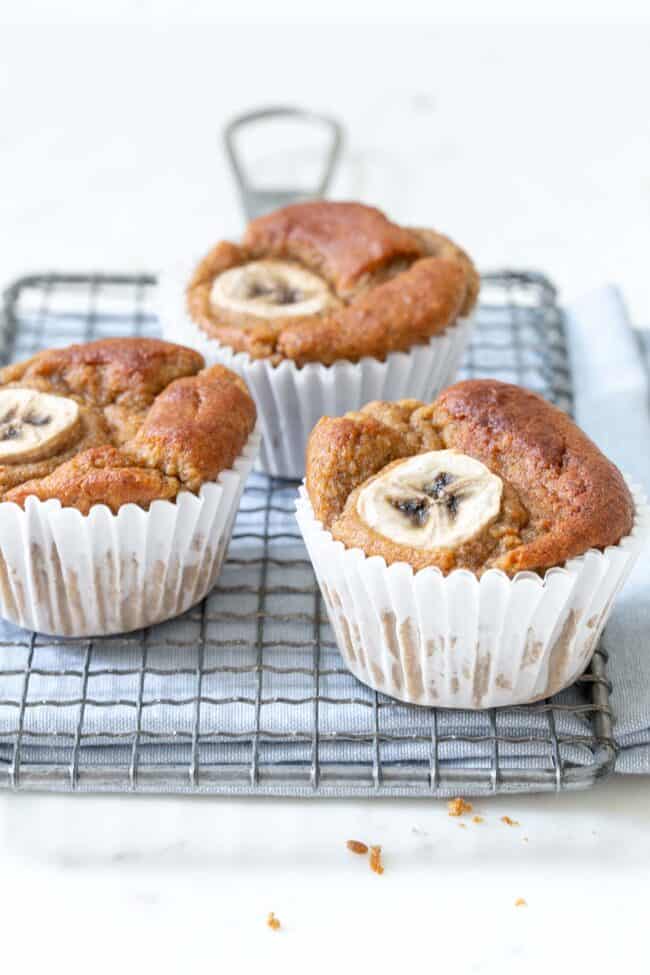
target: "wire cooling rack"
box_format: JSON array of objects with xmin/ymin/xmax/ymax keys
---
[{"xmin": 0, "ymin": 271, "xmax": 615, "ymax": 795}]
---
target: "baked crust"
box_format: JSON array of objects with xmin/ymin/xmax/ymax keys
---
[
  {"xmin": 244, "ymin": 200, "xmax": 423, "ymax": 296},
  {"xmin": 1, "ymin": 339, "xmax": 256, "ymax": 514},
  {"xmin": 306, "ymin": 380, "xmax": 634, "ymax": 576},
  {"xmin": 1, "ymin": 337, "xmax": 204, "ymax": 409},
  {"xmin": 128, "ymin": 365, "xmax": 256, "ymax": 491},
  {"xmin": 6, "ymin": 446, "xmax": 182, "ymax": 516},
  {"xmin": 186, "ymin": 201, "xmax": 479, "ymax": 366}
]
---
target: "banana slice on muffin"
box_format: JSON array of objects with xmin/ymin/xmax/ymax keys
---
[
  {"xmin": 210, "ymin": 260, "xmax": 336, "ymax": 320},
  {"xmin": 356, "ymin": 450, "xmax": 503, "ymax": 550},
  {"xmin": 0, "ymin": 389, "xmax": 81, "ymax": 463}
]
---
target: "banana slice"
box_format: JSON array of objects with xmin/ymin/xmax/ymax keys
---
[
  {"xmin": 210, "ymin": 260, "xmax": 334, "ymax": 319},
  {"xmin": 0, "ymin": 389, "xmax": 81, "ymax": 464},
  {"xmin": 356, "ymin": 449, "xmax": 503, "ymax": 550}
]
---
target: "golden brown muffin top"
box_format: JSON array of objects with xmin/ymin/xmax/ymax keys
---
[
  {"xmin": 305, "ymin": 380, "xmax": 634, "ymax": 576},
  {"xmin": 0, "ymin": 338, "xmax": 256, "ymax": 514},
  {"xmin": 186, "ymin": 201, "xmax": 479, "ymax": 366}
]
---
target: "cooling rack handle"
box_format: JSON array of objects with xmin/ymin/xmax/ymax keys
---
[{"xmin": 223, "ymin": 105, "xmax": 344, "ymax": 221}]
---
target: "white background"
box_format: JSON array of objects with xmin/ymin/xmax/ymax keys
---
[
  {"xmin": 1, "ymin": 5, "xmax": 650, "ymax": 973},
  {"xmin": 1, "ymin": 8, "xmax": 650, "ymax": 323}
]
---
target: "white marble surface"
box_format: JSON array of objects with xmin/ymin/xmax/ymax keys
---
[
  {"xmin": 2, "ymin": 781, "xmax": 650, "ymax": 973},
  {"xmin": 1, "ymin": 13, "xmax": 650, "ymax": 974}
]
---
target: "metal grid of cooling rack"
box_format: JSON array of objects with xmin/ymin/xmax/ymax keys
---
[{"xmin": 0, "ymin": 271, "xmax": 616, "ymax": 796}]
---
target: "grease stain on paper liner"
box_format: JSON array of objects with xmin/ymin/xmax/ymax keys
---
[
  {"xmin": 522, "ymin": 629, "xmax": 544, "ymax": 668},
  {"xmin": 472, "ymin": 651, "xmax": 492, "ymax": 708},
  {"xmin": 398, "ymin": 617, "xmax": 425, "ymax": 699},
  {"xmin": 0, "ymin": 539, "xmax": 222, "ymax": 636},
  {"xmin": 0, "ymin": 551, "xmax": 24, "ymax": 621},
  {"xmin": 545, "ymin": 609, "xmax": 580, "ymax": 696},
  {"xmin": 324, "ymin": 603, "xmax": 600, "ymax": 708}
]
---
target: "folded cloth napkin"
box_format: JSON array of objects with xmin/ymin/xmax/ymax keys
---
[
  {"xmin": 0, "ymin": 283, "xmax": 648, "ymax": 787},
  {"xmin": 566, "ymin": 286, "xmax": 650, "ymax": 772}
]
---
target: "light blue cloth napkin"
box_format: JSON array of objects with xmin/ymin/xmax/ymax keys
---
[{"xmin": 566, "ymin": 286, "xmax": 650, "ymax": 772}]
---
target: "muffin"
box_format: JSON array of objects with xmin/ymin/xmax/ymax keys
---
[
  {"xmin": 296, "ymin": 380, "xmax": 648, "ymax": 708},
  {"xmin": 162, "ymin": 200, "xmax": 479, "ymax": 478},
  {"xmin": 0, "ymin": 338, "xmax": 259, "ymax": 636}
]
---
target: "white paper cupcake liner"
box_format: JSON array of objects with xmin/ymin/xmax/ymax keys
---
[
  {"xmin": 0, "ymin": 427, "xmax": 261, "ymax": 637},
  {"xmin": 159, "ymin": 267, "xmax": 474, "ymax": 479},
  {"xmin": 295, "ymin": 480, "xmax": 649, "ymax": 709}
]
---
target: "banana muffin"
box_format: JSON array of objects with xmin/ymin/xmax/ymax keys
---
[
  {"xmin": 164, "ymin": 200, "xmax": 479, "ymax": 478},
  {"xmin": 186, "ymin": 201, "xmax": 479, "ymax": 366},
  {"xmin": 306, "ymin": 380, "xmax": 634, "ymax": 575},
  {"xmin": 0, "ymin": 338, "xmax": 259, "ymax": 636},
  {"xmin": 296, "ymin": 381, "xmax": 645, "ymax": 707},
  {"xmin": 0, "ymin": 338, "xmax": 256, "ymax": 511}
]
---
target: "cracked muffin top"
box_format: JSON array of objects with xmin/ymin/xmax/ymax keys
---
[
  {"xmin": 0, "ymin": 338, "xmax": 256, "ymax": 514},
  {"xmin": 186, "ymin": 200, "xmax": 479, "ymax": 366},
  {"xmin": 305, "ymin": 380, "xmax": 634, "ymax": 576}
]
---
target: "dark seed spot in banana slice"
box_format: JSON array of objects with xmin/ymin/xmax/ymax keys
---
[
  {"xmin": 422, "ymin": 471, "xmax": 460, "ymax": 518},
  {"xmin": 446, "ymin": 494, "xmax": 459, "ymax": 517},
  {"xmin": 247, "ymin": 281, "xmax": 303, "ymax": 306},
  {"xmin": 0, "ymin": 407, "xmax": 17, "ymax": 424},
  {"xmin": 391, "ymin": 496, "xmax": 431, "ymax": 525},
  {"xmin": 0, "ymin": 423, "xmax": 22, "ymax": 441},
  {"xmin": 392, "ymin": 483, "xmax": 460, "ymax": 526},
  {"xmin": 23, "ymin": 411, "xmax": 51, "ymax": 427},
  {"xmin": 425, "ymin": 471, "xmax": 454, "ymax": 498}
]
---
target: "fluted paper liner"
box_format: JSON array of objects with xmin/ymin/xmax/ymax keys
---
[
  {"xmin": 160, "ymin": 266, "xmax": 474, "ymax": 479},
  {"xmin": 0, "ymin": 427, "xmax": 261, "ymax": 637},
  {"xmin": 295, "ymin": 481, "xmax": 648, "ymax": 708}
]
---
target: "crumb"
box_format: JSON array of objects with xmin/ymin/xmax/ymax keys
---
[
  {"xmin": 267, "ymin": 912, "xmax": 281, "ymax": 931},
  {"xmin": 472, "ymin": 815, "xmax": 484, "ymax": 824},
  {"xmin": 515, "ymin": 898, "xmax": 527, "ymax": 908},
  {"xmin": 448, "ymin": 797, "xmax": 473, "ymax": 817},
  {"xmin": 458, "ymin": 823, "xmax": 467, "ymax": 829},
  {"xmin": 501, "ymin": 815, "xmax": 520, "ymax": 827},
  {"xmin": 522, "ymin": 837, "xmax": 529, "ymax": 843},
  {"xmin": 369, "ymin": 845, "xmax": 384, "ymax": 875},
  {"xmin": 346, "ymin": 839, "xmax": 369, "ymax": 855}
]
